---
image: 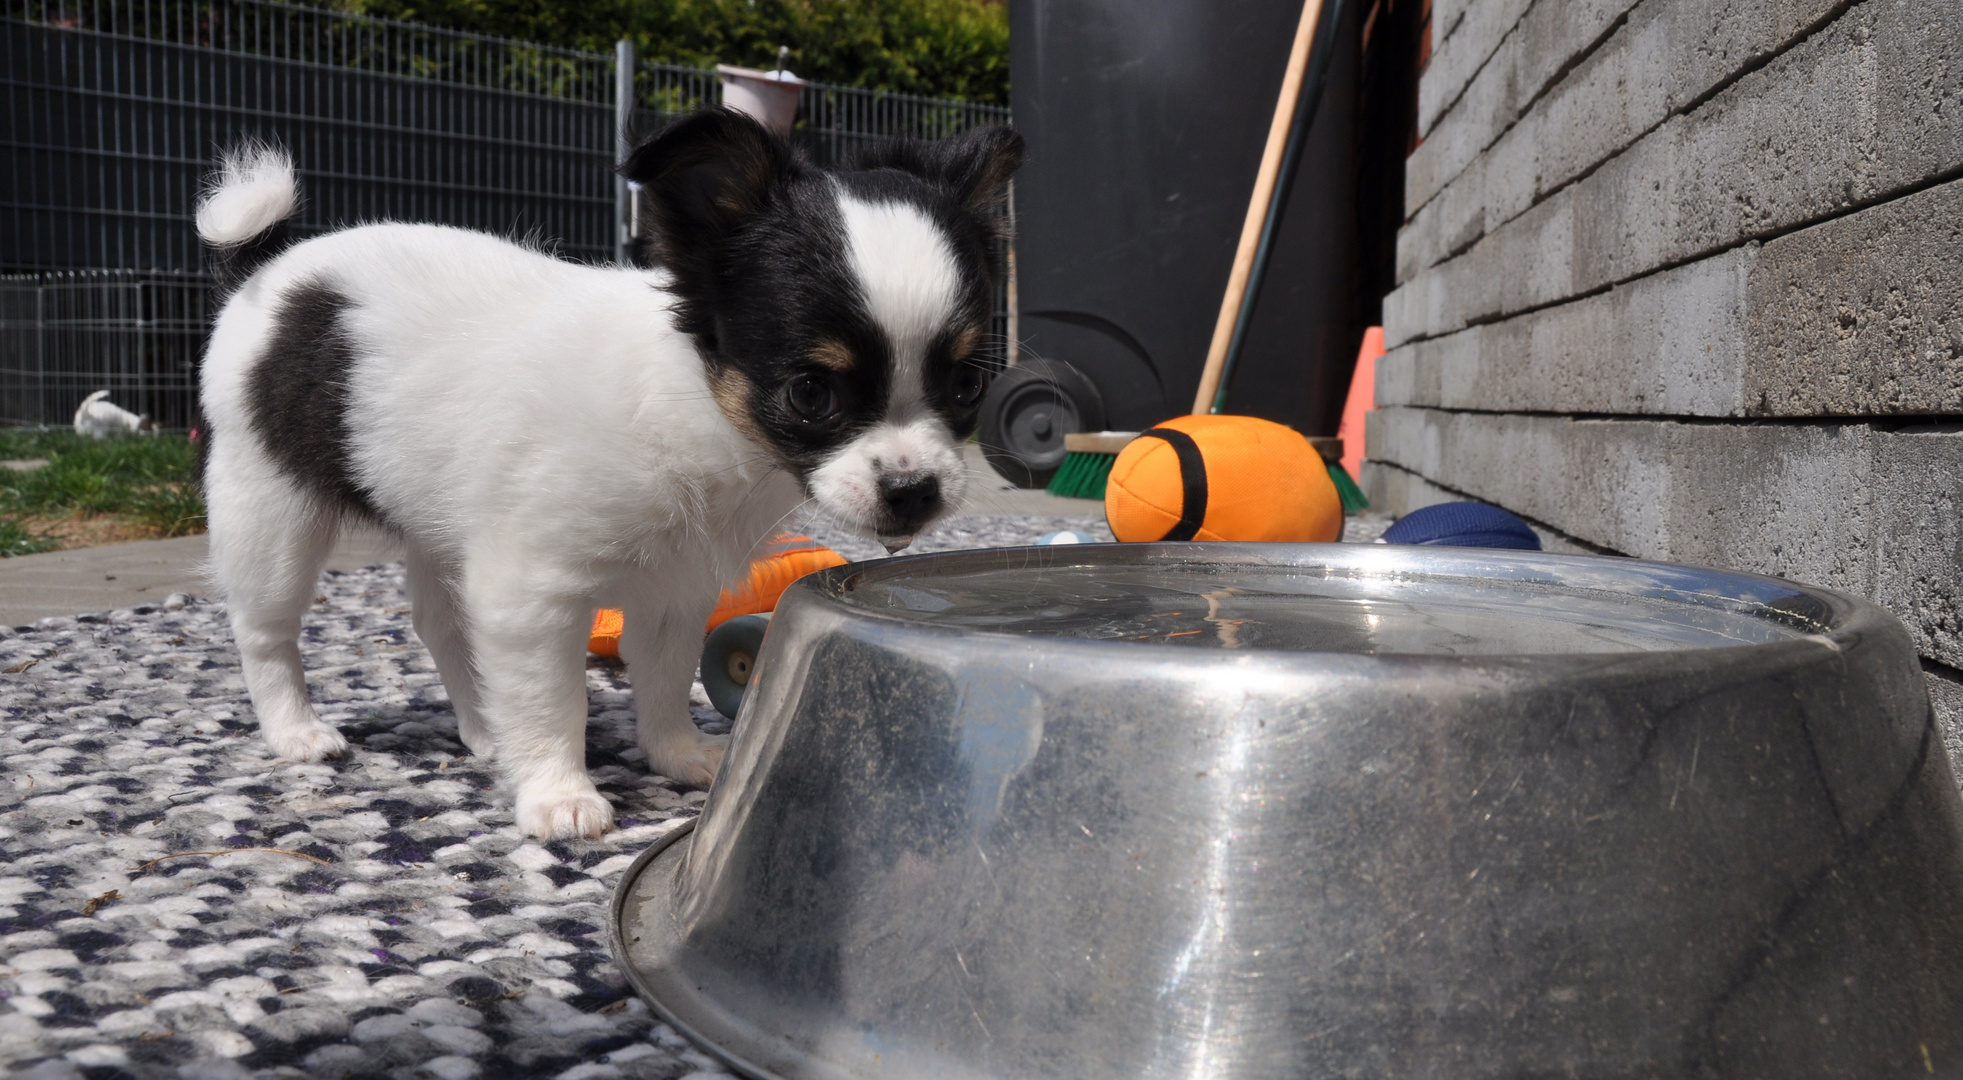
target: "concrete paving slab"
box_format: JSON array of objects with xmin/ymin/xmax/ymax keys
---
[
  {"xmin": 0, "ymin": 530, "xmax": 400, "ymax": 627},
  {"xmin": 956, "ymin": 443, "xmax": 1108, "ymax": 519}
]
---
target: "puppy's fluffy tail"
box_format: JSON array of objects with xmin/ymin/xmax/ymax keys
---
[{"xmin": 196, "ymin": 142, "xmax": 299, "ymax": 292}]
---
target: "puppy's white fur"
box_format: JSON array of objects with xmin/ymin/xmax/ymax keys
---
[
  {"xmin": 196, "ymin": 143, "xmax": 300, "ymax": 246},
  {"xmin": 197, "ymin": 150, "xmax": 975, "ymax": 839}
]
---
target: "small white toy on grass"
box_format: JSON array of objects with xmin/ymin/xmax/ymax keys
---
[
  {"xmin": 1038, "ymin": 530, "xmax": 1098, "ymax": 545},
  {"xmin": 73, "ymin": 390, "xmax": 156, "ymax": 438}
]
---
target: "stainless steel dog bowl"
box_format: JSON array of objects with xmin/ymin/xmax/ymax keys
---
[{"xmin": 612, "ymin": 544, "xmax": 1963, "ymax": 1079}]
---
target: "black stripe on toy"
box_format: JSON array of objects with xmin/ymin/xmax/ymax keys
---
[{"xmin": 1141, "ymin": 427, "xmax": 1208, "ymax": 541}]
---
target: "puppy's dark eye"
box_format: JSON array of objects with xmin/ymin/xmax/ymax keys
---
[
  {"xmin": 785, "ymin": 374, "xmax": 838, "ymax": 421},
  {"xmin": 950, "ymin": 366, "xmax": 987, "ymax": 407}
]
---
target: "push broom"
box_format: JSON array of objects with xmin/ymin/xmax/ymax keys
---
[{"xmin": 1048, "ymin": 0, "xmax": 1368, "ymax": 513}]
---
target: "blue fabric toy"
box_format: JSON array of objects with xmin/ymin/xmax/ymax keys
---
[{"xmin": 1381, "ymin": 502, "xmax": 1540, "ymax": 550}]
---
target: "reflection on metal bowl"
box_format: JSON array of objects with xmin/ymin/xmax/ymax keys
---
[{"xmin": 612, "ymin": 543, "xmax": 1963, "ymax": 1079}]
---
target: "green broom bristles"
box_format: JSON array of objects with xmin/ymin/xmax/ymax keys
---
[
  {"xmin": 1328, "ymin": 461, "xmax": 1369, "ymax": 514},
  {"xmin": 1047, "ymin": 450, "xmax": 1117, "ymax": 500}
]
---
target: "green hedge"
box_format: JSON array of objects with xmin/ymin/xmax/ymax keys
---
[{"xmin": 337, "ymin": 0, "xmax": 1009, "ymax": 104}]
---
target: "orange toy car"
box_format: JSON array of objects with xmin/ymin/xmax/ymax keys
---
[{"xmin": 587, "ymin": 535, "xmax": 847, "ymax": 659}]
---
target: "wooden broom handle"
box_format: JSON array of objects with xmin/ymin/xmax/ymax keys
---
[{"xmin": 1191, "ymin": 0, "xmax": 1327, "ymax": 415}]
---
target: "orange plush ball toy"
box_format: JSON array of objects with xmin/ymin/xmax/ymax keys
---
[{"xmin": 1104, "ymin": 415, "xmax": 1342, "ymax": 543}]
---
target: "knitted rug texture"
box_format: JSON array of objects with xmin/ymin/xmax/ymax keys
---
[
  {"xmin": 0, "ymin": 513, "xmax": 1122, "ymax": 1080},
  {"xmin": 0, "ymin": 511, "xmax": 1389, "ymax": 1079}
]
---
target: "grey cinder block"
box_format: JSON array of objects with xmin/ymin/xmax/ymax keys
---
[
  {"xmin": 1428, "ymin": 0, "xmax": 1475, "ymax": 58},
  {"xmin": 1390, "ymin": 0, "xmax": 1963, "ymax": 343},
  {"xmin": 1747, "ymin": 178, "xmax": 1963, "ymax": 416},
  {"xmin": 1360, "ymin": 459, "xmax": 1610, "ymax": 556},
  {"xmin": 1405, "ymin": 0, "xmax": 1846, "ymax": 280},
  {"xmin": 1377, "ymin": 246, "xmax": 1754, "ymax": 416},
  {"xmin": 1387, "ymin": 0, "xmax": 1963, "ymax": 793},
  {"xmin": 1365, "ymin": 407, "xmax": 1677, "ymax": 559},
  {"xmin": 1417, "ymin": 0, "xmax": 1534, "ymax": 139},
  {"xmin": 1387, "ymin": 177, "xmax": 1963, "ymax": 417},
  {"xmin": 1404, "ymin": 0, "xmax": 1644, "ymax": 261},
  {"xmin": 1370, "ymin": 410, "xmax": 1963, "ymax": 670},
  {"xmin": 1873, "ymin": 429, "xmax": 1963, "ymax": 668},
  {"xmin": 1366, "ymin": 408, "xmax": 1900, "ymax": 638}
]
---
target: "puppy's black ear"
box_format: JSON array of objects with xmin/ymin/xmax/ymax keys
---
[
  {"xmin": 936, "ymin": 126, "xmax": 1025, "ymax": 213},
  {"xmin": 622, "ymin": 107, "xmax": 796, "ymax": 270},
  {"xmin": 853, "ymin": 126, "xmax": 1025, "ymax": 214}
]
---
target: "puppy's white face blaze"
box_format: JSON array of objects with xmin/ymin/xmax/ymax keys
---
[
  {"xmin": 808, "ymin": 193, "xmax": 971, "ymax": 541},
  {"xmin": 837, "ymin": 193, "xmax": 961, "ymax": 422}
]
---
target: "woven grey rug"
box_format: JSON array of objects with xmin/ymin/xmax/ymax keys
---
[
  {"xmin": 0, "ymin": 513, "xmax": 1112, "ymax": 1080},
  {"xmin": 0, "ymin": 509, "xmax": 1393, "ymax": 1079}
]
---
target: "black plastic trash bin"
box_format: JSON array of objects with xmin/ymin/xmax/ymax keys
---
[{"xmin": 991, "ymin": 0, "xmax": 1374, "ymax": 487}]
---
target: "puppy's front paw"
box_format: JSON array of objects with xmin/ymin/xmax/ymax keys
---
[
  {"xmin": 264, "ymin": 722, "xmax": 349, "ymax": 762},
  {"xmin": 645, "ymin": 732, "xmax": 729, "ymax": 789},
  {"xmin": 516, "ymin": 785, "xmax": 615, "ymax": 839}
]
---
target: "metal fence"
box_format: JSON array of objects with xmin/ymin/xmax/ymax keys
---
[
  {"xmin": 4, "ymin": 0, "xmax": 622, "ymax": 272},
  {"xmin": 0, "ymin": 270, "xmax": 210, "ymax": 430},
  {"xmin": 0, "ymin": 0, "xmax": 1011, "ymax": 428},
  {"xmin": 796, "ymin": 81, "xmax": 1015, "ymax": 167},
  {"xmin": 623, "ymin": 61, "xmax": 1011, "ymax": 168}
]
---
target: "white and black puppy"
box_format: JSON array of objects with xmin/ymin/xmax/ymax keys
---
[
  {"xmin": 73, "ymin": 390, "xmax": 154, "ymax": 438},
  {"xmin": 195, "ymin": 110, "xmax": 1022, "ymax": 839}
]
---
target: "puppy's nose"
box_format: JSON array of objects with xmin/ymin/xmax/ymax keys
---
[{"xmin": 879, "ymin": 473, "xmax": 941, "ymax": 526}]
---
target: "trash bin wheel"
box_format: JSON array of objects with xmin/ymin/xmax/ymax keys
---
[{"xmin": 978, "ymin": 358, "xmax": 1106, "ymax": 488}]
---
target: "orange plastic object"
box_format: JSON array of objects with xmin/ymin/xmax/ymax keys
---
[
  {"xmin": 1104, "ymin": 414, "xmax": 1341, "ymax": 543},
  {"xmin": 1336, "ymin": 326, "xmax": 1384, "ymax": 482},
  {"xmin": 587, "ymin": 535, "xmax": 847, "ymax": 658},
  {"xmin": 706, "ymin": 538, "xmax": 848, "ymax": 631},
  {"xmin": 589, "ymin": 608, "xmax": 626, "ymax": 659}
]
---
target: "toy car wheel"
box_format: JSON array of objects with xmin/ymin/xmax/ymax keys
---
[
  {"xmin": 978, "ymin": 358, "xmax": 1106, "ymax": 488},
  {"xmin": 700, "ymin": 614, "xmax": 771, "ymax": 721}
]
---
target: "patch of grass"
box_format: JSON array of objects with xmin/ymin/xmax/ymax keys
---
[
  {"xmin": 0, "ymin": 428, "xmax": 82, "ymax": 459},
  {"xmin": 0, "ymin": 429, "xmax": 206, "ymax": 555},
  {"xmin": 0, "ymin": 517, "xmax": 57, "ymax": 557}
]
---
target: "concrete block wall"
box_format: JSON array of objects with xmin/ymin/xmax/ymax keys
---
[{"xmin": 1365, "ymin": 0, "xmax": 1963, "ymax": 744}]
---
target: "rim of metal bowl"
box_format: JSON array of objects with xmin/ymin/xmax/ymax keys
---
[
  {"xmin": 800, "ymin": 542, "xmax": 1861, "ymax": 660},
  {"xmin": 608, "ymin": 818, "xmax": 790, "ymax": 1078}
]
